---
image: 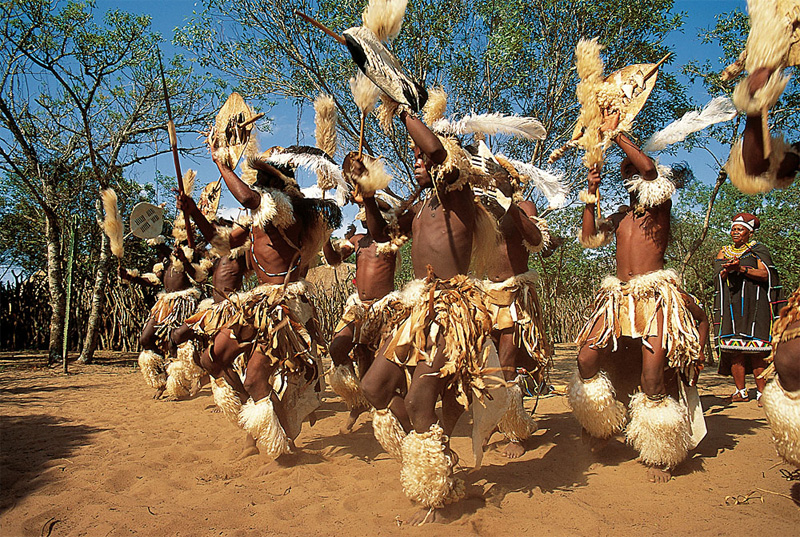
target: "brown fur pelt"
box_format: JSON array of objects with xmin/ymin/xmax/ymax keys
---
[
  {"xmin": 375, "ymin": 93, "xmax": 401, "ymax": 134},
  {"xmin": 771, "ymin": 285, "xmax": 800, "ymax": 347},
  {"xmin": 470, "ymin": 199, "xmax": 501, "ymax": 276},
  {"xmin": 314, "ymin": 94, "xmax": 337, "ymax": 158},
  {"xmin": 101, "ymin": 188, "xmax": 124, "ymax": 259},
  {"xmin": 575, "ymin": 38, "xmax": 605, "ymax": 169}
]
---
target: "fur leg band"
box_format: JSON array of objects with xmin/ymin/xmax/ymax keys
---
[
  {"xmin": 498, "ymin": 381, "xmax": 538, "ymax": 443},
  {"xmin": 138, "ymin": 350, "xmax": 166, "ymax": 390},
  {"xmin": 761, "ymin": 378, "xmax": 800, "ymax": 467},
  {"xmin": 211, "ymin": 377, "xmax": 243, "ymax": 425},
  {"xmin": 626, "ymin": 392, "xmax": 690, "ymax": 469},
  {"xmin": 372, "ymin": 408, "xmax": 406, "ymax": 461},
  {"xmin": 567, "ymin": 371, "xmax": 626, "ymax": 439},
  {"xmin": 329, "ymin": 365, "xmax": 370, "ymax": 411},
  {"xmin": 725, "ymin": 136, "xmax": 797, "ymax": 194},
  {"xmin": 400, "ymin": 424, "xmax": 466, "ymax": 508},
  {"xmin": 238, "ymin": 397, "xmax": 290, "ymax": 459}
]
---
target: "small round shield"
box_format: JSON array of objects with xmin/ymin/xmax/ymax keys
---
[{"xmin": 129, "ymin": 202, "xmax": 165, "ymax": 239}]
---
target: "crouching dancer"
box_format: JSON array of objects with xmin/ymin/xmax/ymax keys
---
[
  {"xmin": 199, "ymin": 148, "xmax": 341, "ymax": 467},
  {"xmin": 571, "ymin": 126, "xmax": 708, "ymax": 483},
  {"xmin": 121, "ymin": 236, "xmax": 209, "ymax": 399}
]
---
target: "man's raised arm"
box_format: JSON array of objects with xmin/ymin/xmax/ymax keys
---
[{"xmin": 211, "ymin": 150, "xmax": 260, "ymax": 209}]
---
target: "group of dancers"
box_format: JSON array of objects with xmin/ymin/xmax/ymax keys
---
[{"xmin": 101, "ymin": 0, "xmax": 799, "ymax": 525}]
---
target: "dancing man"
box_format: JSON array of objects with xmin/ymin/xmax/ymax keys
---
[
  {"xmin": 177, "ymin": 147, "xmax": 340, "ymax": 467},
  {"xmin": 479, "ymin": 183, "xmax": 551, "ymax": 458},
  {"xmin": 571, "ymin": 114, "xmax": 708, "ymax": 483},
  {"xmin": 358, "ymin": 110, "xmax": 497, "ymax": 525},
  {"xmin": 322, "ymin": 190, "xmax": 401, "ymax": 432}
]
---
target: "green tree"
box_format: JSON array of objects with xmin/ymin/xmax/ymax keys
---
[{"xmin": 0, "ymin": 0, "xmax": 215, "ymax": 362}]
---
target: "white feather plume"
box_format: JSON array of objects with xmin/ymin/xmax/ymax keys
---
[
  {"xmin": 362, "ymin": 0, "xmax": 408, "ymax": 43},
  {"xmin": 496, "ymin": 155, "xmax": 569, "ymax": 209},
  {"xmin": 432, "ymin": 113, "xmax": 546, "ymax": 141},
  {"xmin": 266, "ymin": 151, "xmax": 349, "ymax": 206},
  {"xmin": 350, "ymin": 71, "xmax": 381, "ymax": 115},
  {"xmin": 642, "ymin": 97, "xmax": 738, "ymax": 153}
]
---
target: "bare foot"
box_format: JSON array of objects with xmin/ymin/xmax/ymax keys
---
[
  {"xmin": 502, "ymin": 440, "xmax": 525, "ymax": 459},
  {"xmin": 341, "ymin": 406, "xmax": 368, "ymax": 434},
  {"xmin": 235, "ymin": 434, "xmax": 259, "ymax": 461},
  {"xmin": 251, "ymin": 453, "xmax": 296, "ymax": 477},
  {"xmin": 235, "ymin": 445, "xmax": 259, "ymax": 461},
  {"xmin": 581, "ymin": 428, "xmax": 609, "ymax": 453},
  {"xmin": 406, "ymin": 507, "xmax": 441, "ymax": 526},
  {"xmin": 646, "ymin": 465, "xmax": 672, "ymax": 483},
  {"xmin": 152, "ymin": 387, "xmax": 165, "ymax": 399}
]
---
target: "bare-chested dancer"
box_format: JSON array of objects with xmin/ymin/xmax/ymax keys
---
[
  {"xmin": 120, "ymin": 237, "xmax": 208, "ymax": 399},
  {"xmin": 357, "ymin": 111, "xmax": 498, "ymax": 525},
  {"xmin": 191, "ymin": 148, "xmax": 340, "ymax": 469},
  {"xmin": 323, "ymin": 195, "xmax": 400, "ymax": 432},
  {"xmin": 170, "ymin": 204, "xmax": 252, "ymax": 425},
  {"xmin": 480, "ymin": 189, "xmax": 551, "ymax": 459},
  {"xmin": 731, "ymin": 67, "xmax": 800, "ymax": 468},
  {"xmin": 570, "ymin": 114, "xmax": 708, "ymax": 483}
]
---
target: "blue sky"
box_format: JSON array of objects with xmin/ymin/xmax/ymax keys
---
[{"xmin": 96, "ymin": 0, "xmax": 748, "ymax": 227}]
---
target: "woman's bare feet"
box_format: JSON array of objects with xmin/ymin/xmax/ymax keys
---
[
  {"xmin": 502, "ymin": 440, "xmax": 526, "ymax": 459},
  {"xmin": 153, "ymin": 387, "xmax": 165, "ymax": 399},
  {"xmin": 646, "ymin": 465, "xmax": 672, "ymax": 483}
]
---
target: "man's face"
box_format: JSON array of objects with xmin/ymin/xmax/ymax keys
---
[
  {"xmin": 413, "ymin": 146, "xmax": 433, "ymax": 185},
  {"xmin": 730, "ymin": 223, "xmax": 751, "ymax": 245}
]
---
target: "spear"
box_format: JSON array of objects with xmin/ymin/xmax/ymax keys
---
[{"xmin": 157, "ymin": 48, "xmax": 194, "ymax": 248}]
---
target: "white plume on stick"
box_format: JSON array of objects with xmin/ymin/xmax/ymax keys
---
[
  {"xmin": 642, "ymin": 97, "xmax": 737, "ymax": 152},
  {"xmin": 432, "ymin": 113, "xmax": 546, "ymax": 141},
  {"xmin": 362, "ymin": 0, "xmax": 408, "ymax": 43},
  {"xmin": 496, "ymin": 155, "xmax": 569, "ymax": 209},
  {"xmin": 349, "ymin": 71, "xmax": 381, "ymax": 114}
]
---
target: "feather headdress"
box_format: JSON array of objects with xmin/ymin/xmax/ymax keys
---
[
  {"xmin": 101, "ymin": 188, "xmax": 124, "ymax": 259},
  {"xmin": 267, "ymin": 147, "xmax": 345, "ymax": 188},
  {"xmin": 362, "ymin": 0, "xmax": 408, "ymax": 43},
  {"xmin": 432, "ymin": 113, "xmax": 546, "ymax": 141},
  {"xmin": 494, "ymin": 155, "xmax": 569, "ymax": 209},
  {"xmin": 642, "ymin": 97, "xmax": 737, "ymax": 153}
]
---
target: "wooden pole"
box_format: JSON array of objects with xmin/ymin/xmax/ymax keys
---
[{"xmin": 62, "ymin": 215, "xmax": 76, "ymax": 373}]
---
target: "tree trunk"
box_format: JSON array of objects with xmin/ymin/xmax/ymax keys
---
[
  {"xmin": 78, "ymin": 201, "xmax": 111, "ymax": 364},
  {"xmin": 45, "ymin": 214, "xmax": 66, "ymax": 365}
]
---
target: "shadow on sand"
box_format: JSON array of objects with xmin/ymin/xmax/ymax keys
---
[{"xmin": 0, "ymin": 413, "xmax": 105, "ymax": 514}]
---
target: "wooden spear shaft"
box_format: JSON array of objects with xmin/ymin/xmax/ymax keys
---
[
  {"xmin": 293, "ymin": 10, "xmax": 346, "ymax": 45},
  {"xmin": 158, "ymin": 48, "xmax": 194, "ymax": 248}
]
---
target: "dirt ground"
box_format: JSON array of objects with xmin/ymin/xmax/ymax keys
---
[{"xmin": 1, "ymin": 346, "xmax": 798, "ymax": 537}]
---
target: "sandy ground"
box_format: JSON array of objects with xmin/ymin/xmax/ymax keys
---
[{"xmin": 1, "ymin": 346, "xmax": 798, "ymax": 537}]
